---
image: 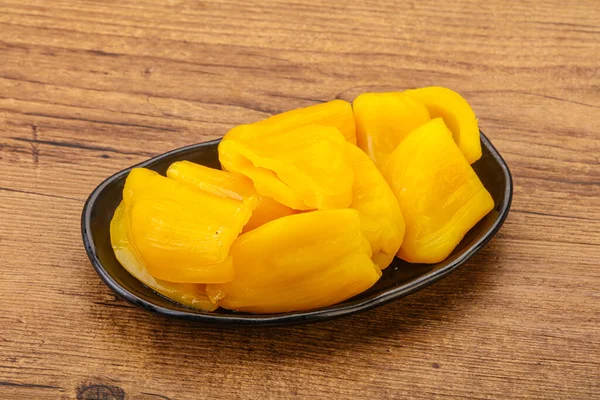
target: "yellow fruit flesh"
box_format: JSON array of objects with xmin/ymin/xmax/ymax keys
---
[
  {"xmin": 404, "ymin": 86, "xmax": 482, "ymax": 164},
  {"xmin": 249, "ymin": 99, "xmax": 356, "ymax": 144},
  {"xmin": 123, "ymin": 168, "xmax": 247, "ymax": 283},
  {"xmin": 243, "ymin": 194, "xmax": 296, "ymax": 232},
  {"xmin": 385, "ymin": 118, "xmax": 494, "ymax": 263},
  {"xmin": 167, "ymin": 160, "xmax": 295, "ymax": 233},
  {"xmin": 108, "ymin": 87, "xmax": 495, "ymax": 315},
  {"xmin": 219, "ymin": 124, "xmax": 354, "ymax": 210},
  {"xmin": 167, "ymin": 160, "xmax": 258, "ymax": 207},
  {"xmin": 110, "ymin": 202, "xmax": 218, "ymax": 311},
  {"xmin": 353, "ymin": 92, "xmax": 430, "ymax": 171},
  {"xmin": 346, "ymin": 143, "xmax": 404, "ymax": 269},
  {"xmin": 206, "ymin": 209, "xmax": 381, "ymax": 313}
]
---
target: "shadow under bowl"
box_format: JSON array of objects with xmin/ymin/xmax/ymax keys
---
[{"xmin": 81, "ymin": 132, "xmax": 512, "ymax": 327}]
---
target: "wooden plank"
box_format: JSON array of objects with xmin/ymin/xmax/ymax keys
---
[{"xmin": 0, "ymin": 0, "xmax": 599, "ymax": 399}]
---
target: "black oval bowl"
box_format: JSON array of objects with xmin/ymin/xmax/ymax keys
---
[{"xmin": 82, "ymin": 132, "xmax": 512, "ymax": 327}]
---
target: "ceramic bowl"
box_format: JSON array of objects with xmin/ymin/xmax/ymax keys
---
[{"xmin": 82, "ymin": 132, "xmax": 512, "ymax": 326}]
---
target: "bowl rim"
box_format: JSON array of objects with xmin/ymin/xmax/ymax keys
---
[{"xmin": 81, "ymin": 132, "xmax": 513, "ymax": 326}]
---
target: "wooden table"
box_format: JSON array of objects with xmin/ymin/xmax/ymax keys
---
[{"xmin": 1, "ymin": 1, "xmax": 598, "ymax": 399}]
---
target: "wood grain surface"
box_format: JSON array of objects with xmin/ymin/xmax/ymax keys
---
[{"xmin": 1, "ymin": 0, "xmax": 599, "ymax": 399}]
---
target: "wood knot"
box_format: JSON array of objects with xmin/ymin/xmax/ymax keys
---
[{"xmin": 77, "ymin": 383, "xmax": 125, "ymax": 400}]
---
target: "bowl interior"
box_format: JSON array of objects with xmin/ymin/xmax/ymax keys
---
[{"xmin": 82, "ymin": 133, "xmax": 512, "ymax": 325}]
